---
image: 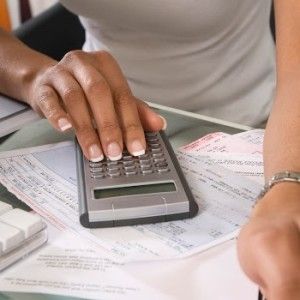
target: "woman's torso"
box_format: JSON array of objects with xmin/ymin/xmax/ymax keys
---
[{"xmin": 60, "ymin": 0, "xmax": 276, "ymax": 126}]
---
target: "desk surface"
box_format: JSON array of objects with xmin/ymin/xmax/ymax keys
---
[{"xmin": 0, "ymin": 104, "xmax": 256, "ymax": 300}]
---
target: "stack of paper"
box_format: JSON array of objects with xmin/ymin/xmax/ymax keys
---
[{"xmin": 0, "ymin": 129, "xmax": 264, "ymax": 299}]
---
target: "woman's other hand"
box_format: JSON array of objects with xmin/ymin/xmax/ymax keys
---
[{"xmin": 238, "ymin": 183, "xmax": 300, "ymax": 300}]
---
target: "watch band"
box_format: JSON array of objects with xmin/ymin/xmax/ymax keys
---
[{"xmin": 258, "ymin": 171, "xmax": 300, "ymax": 199}]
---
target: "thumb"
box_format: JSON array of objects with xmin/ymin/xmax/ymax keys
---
[{"xmin": 136, "ymin": 99, "xmax": 167, "ymax": 132}]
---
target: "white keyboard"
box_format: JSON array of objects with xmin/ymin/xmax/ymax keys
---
[{"xmin": 0, "ymin": 201, "xmax": 47, "ymax": 271}]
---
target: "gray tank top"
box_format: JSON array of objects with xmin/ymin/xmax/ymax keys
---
[{"xmin": 60, "ymin": 0, "xmax": 276, "ymax": 126}]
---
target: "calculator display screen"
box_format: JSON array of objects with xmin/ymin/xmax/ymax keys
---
[{"xmin": 94, "ymin": 182, "xmax": 176, "ymax": 199}]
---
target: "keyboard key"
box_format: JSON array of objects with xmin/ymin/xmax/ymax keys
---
[
  {"xmin": 0, "ymin": 209, "xmax": 44, "ymax": 239},
  {"xmin": 0, "ymin": 221, "xmax": 24, "ymax": 253},
  {"xmin": 0, "ymin": 201, "xmax": 12, "ymax": 216}
]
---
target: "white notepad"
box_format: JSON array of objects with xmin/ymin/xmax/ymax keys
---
[{"xmin": 0, "ymin": 94, "xmax": 39, "ymax": 137}]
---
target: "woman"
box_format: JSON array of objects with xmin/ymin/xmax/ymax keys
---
[{"xmin": 0, "ymin": 1, "xmax": 299, "ymax": 298}]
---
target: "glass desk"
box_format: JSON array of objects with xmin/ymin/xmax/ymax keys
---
[{"xmin": 0, "ymin": 103, "xmax": 251, "ymax": 300}]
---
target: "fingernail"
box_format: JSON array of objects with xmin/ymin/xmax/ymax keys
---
[
  {"xmin": 159, "ymin": 116, "xmax": 167, "ymax": 130},
  {"xmin": 58, "ymin": 118, "xmax": 72, "ymax": 131},
  {"xmin": 131, "ymin": 140, "xmax": 145, "ymax": 156},
  {"xmin": 107, "ymin": 142, "xmax": 122, "ymax": 161},
  {"xmin": 89, "ymin": 144, "xmax": 104, "ymax": 162}
]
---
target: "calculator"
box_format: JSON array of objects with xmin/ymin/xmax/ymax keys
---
[{"xmin": 75, "ymin": 131, "xmax": 198, "ymax": 228}]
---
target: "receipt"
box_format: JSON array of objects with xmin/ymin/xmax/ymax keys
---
[
  {"xmin": 179, "ymin": 129, "xmax": 264, "ymax": 184},
  {"xmin": 0, "ymin": 140, "xmax": 261, "ymax": 261},
  {"xmin": 182, "ymin": 129, "xmax": 263, "ymax": 155},
  {"xmin": 180, "ymin": 132, "xmax": 230, "ymax": 153},
  {"xmin": 196, "ymin": 153, "xmax": 264, "ymax": 184}
]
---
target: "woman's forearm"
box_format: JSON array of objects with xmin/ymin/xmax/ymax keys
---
[
  {"xmin": 264, "ymin": 0, "xmax": 300, "ymax": 180},
  {"xmin": 264, "ymin": 77, "xmax": 300, "ymax": 179},
  {"xmin": 0, "ymin": 28, "xmax": 55, "ymax": 103}
]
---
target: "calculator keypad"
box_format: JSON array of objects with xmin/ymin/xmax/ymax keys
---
[{"xmin": 89, "ymin": 132, "xmax": 170, "ymax": 179}]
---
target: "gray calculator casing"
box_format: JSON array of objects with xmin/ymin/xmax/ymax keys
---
[{"xmin": 75, "ymin": 131, "xmax": 198, "ymax": 228}]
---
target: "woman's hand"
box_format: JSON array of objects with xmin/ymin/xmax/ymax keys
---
[
  {"xmin": 237, "ymin": 183, "xmax": 300, "ymax": 300},
  {"xmin": 27, "ymin": 50, "xmax": 165, "ymax": 161}
]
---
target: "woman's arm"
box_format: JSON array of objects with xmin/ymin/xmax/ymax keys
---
[
  {"xmin": 238, "ymin": 1, "xmax": 300, "ymax": 299},
  {"xmin": 0, "ymin": 28, "xmax": 55, "ymax": 101},
  {"xmin": 0, "ymin": 28, "xmax": 164, "ymax": 161}
]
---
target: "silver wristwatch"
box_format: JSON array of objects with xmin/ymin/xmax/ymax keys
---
[{"xmin": 258, "ymin": 171, "xmax": 300, "ymax": 199}]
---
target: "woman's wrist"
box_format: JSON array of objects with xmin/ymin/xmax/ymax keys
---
[
  {"xmin": 18, "ymin": 58, "xmax": 56, "ymax": 104},
  {"xmin": 253, "ymin": 181, "xmax": 300, "ymax": 218}
]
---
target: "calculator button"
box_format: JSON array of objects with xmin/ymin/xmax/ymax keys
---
[
  {"xmin": 141, "ymin": 169, "xmax": 153, "ymax": 175},
  {"xmin": 123, "ymin": 160, "xmax": 135, "ymax": 166},
  {"xmin": 140, "ymin": 165, "xmax": 152, "ymax": 170},
  {"xmin": 89, "ymin": 162, "xmax": 103, "ymax": 167},
  {"xmin": 149, "ymin": 143, "xmax": 161, "ymax": 149},
  {"xmin": 107, "ymin": 160, "xmax": 119, "ymax": 165},
  {"xmin": 125, "ymin": 170, "xmax": 138, "ymax": 176},
  {"xmin": 151, "ymin": 148, "xmax": 163, "ymax": 154},
  {"xmin": 157, "ymin": 168, "xmax": 170, "ymax": 173},
  {"xmin": 148, "ymin": 141, "xmax": 160, "ymax": 146},
  {"xmin": 92, "ymin": 174, "xmax": 105, "ymax": 179},
  {"xmin": 145, "ymin": 132, "xmax": 157, "ymax": 137},
  {"xmin": 146, "ymin": 134, "xmax": 158, "ymax": 139},
  {"xmin": 155, "ymin": 162, "xmax": 168, "ymax": 168},
  {"xmin": 140, "ymin": 165, "xmax": 153, "ymax": 173},
  {"xmin": 138, "ymin": 153, "xmax": 150, "ymax": 159},
  {"xmin": 139, "ymin": 158, "xmax": 151, "ymax": 164},
  {"xmin": 91, "ymin": 173, "xmax": 105, "ymax": 179},
  {"xmin": 108, "ymin": 171, "xmax": 121, "ymax": 178},
  {"xmin": 152, "ymin": 152, "xmax": 164, "ymax": 158},
  {"xmin": 123, "ymin": 155, "xmax": 133, "ymax": 160},
  {"xmin": 124, "ymin": 165, "xmax": 136, "ymax": 171},
  {"xmin": 90, "ymin": 167, "xmax": 104, "ymax": 173},
  {"xmin": 107, "ymin": 166, "xmax": 120, "ymax": 172},
  {"xmin": 147, "ymin": 138, "xmax": 159, "ymax": 143},
  {"xmin": 153, "ymin": 157, "xmax": 166, "ymax": 163},
  {"xmin": 140, "ymin": 163, "xmax": 152, "ymax": 169}
]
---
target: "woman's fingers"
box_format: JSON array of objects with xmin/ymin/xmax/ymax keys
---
[
  {"xmin": 136, "ymin": 99, "xmax": 167, "ymax": 132},
  {"xmin": 61, "ymin": 51, "xmax": 123, "ymax": 160},
  {"xmin": 34, "ymin": 84, "xmax": 72, "ymax": 132},
  {"xmin": 31, "ymin": 50, "xmax": 166, "ymax": 161},
  {"xmin": 45, "ymin": 65, "xmax": 104, "ymax": 162},
  {"xmin": 92, "ymin": 51, "xmax": 147, "ymax": 156}
]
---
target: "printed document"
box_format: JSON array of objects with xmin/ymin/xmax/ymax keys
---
[
  {"xmin": 0, "ymin": 131, "xmax": 263, "ymax": 261},
  {"xmin": 0, "ymin": 220, "xmax": 171, "ymax": 300},
  {"xmin": 0, "ymin": 130, "xmax": 263, "ymax": 299}
]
